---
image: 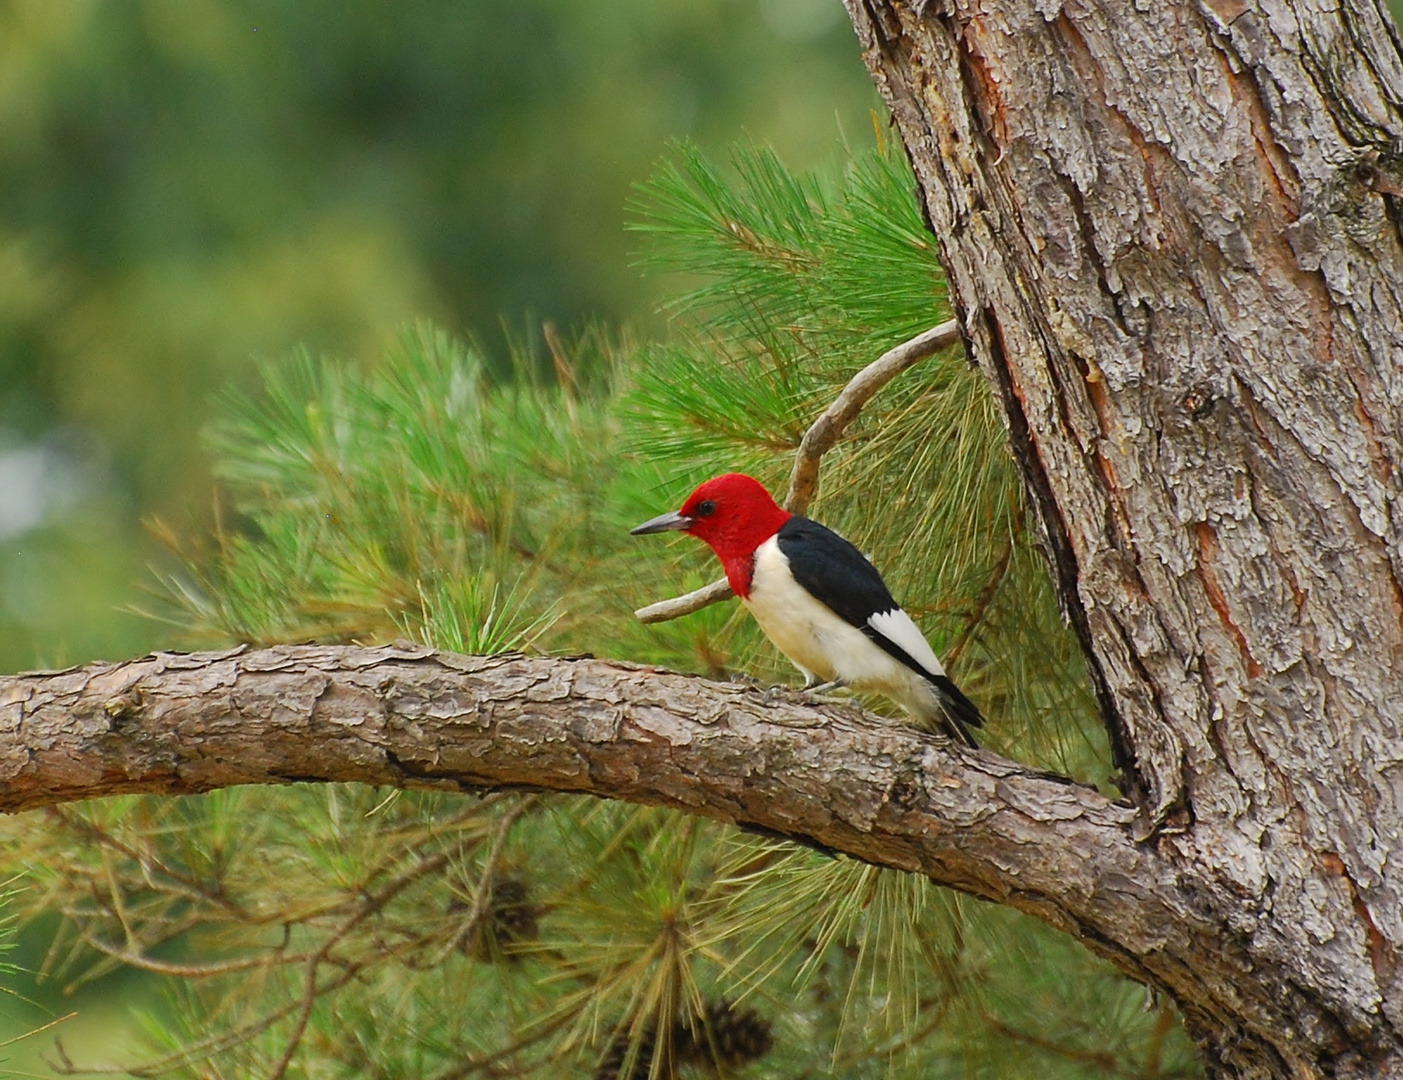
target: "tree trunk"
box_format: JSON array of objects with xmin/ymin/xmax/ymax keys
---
[{"xmin": 843, "ymin": 0, "xmax": 1403, "ymax": 1075}]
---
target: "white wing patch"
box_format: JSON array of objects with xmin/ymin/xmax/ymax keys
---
[{"xmin": 867, "ymin": 608, "xmax": 945, "ymax": 677}]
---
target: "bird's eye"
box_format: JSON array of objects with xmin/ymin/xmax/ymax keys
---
[{"xmin": 695, "ymin": 500, "xmax": 716, "ymax": 517}]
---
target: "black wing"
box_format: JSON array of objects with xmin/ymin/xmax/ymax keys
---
[
  {"xmin": 776, "ymin": 517, "xmax": 928, "ymax": 675},
  {"xmin": 775, "ymin": 517, "xmax": 895, "ymax": 621}
]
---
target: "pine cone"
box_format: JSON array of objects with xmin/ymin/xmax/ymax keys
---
[
  {"xmin": 487, "ymin": 876, "xmax": 539, "ymax": 945},
  {"xmin": 450, "ymin": 875, "xmax": 540, "ymax": 962},
  {"xmin": 677, "ymin": 999, "xmax": 773, "ymax": 1071},
  {"xmin": 595, "ymin": 1022, "xmax": 657, "ymax": 1080}
]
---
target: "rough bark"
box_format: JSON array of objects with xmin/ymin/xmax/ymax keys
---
[{"xmin": 843, "ymin": 0, "xmax": 1403, "ymax": 1076}]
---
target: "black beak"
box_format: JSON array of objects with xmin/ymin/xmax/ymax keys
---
[{"xmin": 630, "ymin": 510, "xmax": 693, "ymax": 535}]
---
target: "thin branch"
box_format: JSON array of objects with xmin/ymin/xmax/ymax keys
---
[
  {"xmin": 633, "ymin": 318, "xmax": 962, "ymax": 624},
  {"xmin": 423, "ymin": 796, "xmax": 537, "ymax": 967},
  {"xmin": 265, "ymin": 849, "xmax": 455, "ymax": 1080},
  {"xmin": 782, "ymin": 319, "xmax": 962, "ymax": 512},
  {"xmin": 632, "ymin": 578, "xmax": 735, "ymax": 626},
  {"xmin": 429, "ymin": 1009, "xmax": 579, "ymax": 1080},
  {"xmin": 70, "ymin": 922, "xmax": 306, "ymax": 979},
  {"xmin": 981, "ymin": 1016, "xmax": 1199, "ymax": 1080},
  {"xmin": 46, "ymin": 806, "xmax": 253, "ymax": 919},
  {"xmin": 942, "ymin": 538, "xmax": 1014, "ymax": 668}
]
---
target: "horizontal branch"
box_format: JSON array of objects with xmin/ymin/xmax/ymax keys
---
[
  {"xmin": 0, "ymin": 643, "xmax": 1230, "ymax": 1000},
  {"xmin": 634, "ymin": 318, "xmax": 962, "ymax": 624}
]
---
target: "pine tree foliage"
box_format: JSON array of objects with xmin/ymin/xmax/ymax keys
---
[{"xmin": 2, "ymin": 142, "xmax": 1200, "ymax": 1078}]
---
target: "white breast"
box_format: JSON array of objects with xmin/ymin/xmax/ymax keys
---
[{"xmin": 743, "ymin": 536, "xmax": 942, "ymax": 693}]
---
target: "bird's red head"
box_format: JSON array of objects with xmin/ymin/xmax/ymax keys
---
[{"xmin": 630, "ymin": 473, "xmax": 791, "ymax": 597}]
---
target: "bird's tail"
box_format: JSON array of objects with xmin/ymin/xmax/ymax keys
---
[{"xmin": 928, "ymin": 674, "xmax": 983, "ymax": 748}]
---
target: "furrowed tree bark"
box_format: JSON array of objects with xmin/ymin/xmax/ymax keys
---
[{"xmin": 842, "ymin": 0, "xmax": 1403, "ymax": 1076}]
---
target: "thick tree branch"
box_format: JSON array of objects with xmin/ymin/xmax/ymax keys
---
[
  {"xmin": 634, "ymin": 318, "xmax": 961, "ymax": 623},
  {"xmin": 0, "ymin": 642, "xmax": 1327, "ymax": 1068}
]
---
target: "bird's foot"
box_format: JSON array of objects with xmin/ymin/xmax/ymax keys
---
[
  {"xmin": 757, "ymin": 681, "xmax": 824, "ymax": 707},
  {"xmin": 800, "ymin": 679, "xmax": 849, "ymax": 706},
  {"xmin": 748, "ymin": 678, "xmax": 849, "ymax": 708},
  {"xmin": 763, "ymin": 680, "xmax": 819, "ymax": 706}
]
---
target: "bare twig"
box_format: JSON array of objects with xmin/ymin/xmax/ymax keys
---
[
  {"xmin": 634, "ymin": 318, "xmax": 961, "ymax": 624},
  {"xmin": 942, "ymin": 538, "xmax": 1014, "ymax": 668},
  {"xmin": 981, "ymin": 1016, "xmax": 1199, "ymax": 1080},
  {"xmin": 632, "ymin": 578, "xmax": 735, "ymax": 625},
  {"xmin": 46, "ymin": 807, "xmax": 252, "ymax": 919},
  {"xmin": 783, "ymin": 319, "xmax": 962, "ymax": 512},
  {"xmin": 429, "ymin": 1009, "xmax": 579, "ymax": 1080},
  {"xmin": 425, "ymin": 796, "xmax": 537, "ymax": 967},
  {"xmin": 265, "ymin": 849, "xmax": 455, "ymax": 1080},
  {"xmin": 70, "ymin": 921, "xmax": 306, "ymax": 979}
]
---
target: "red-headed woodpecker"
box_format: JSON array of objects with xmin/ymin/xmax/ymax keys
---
[{"xmin": 632, "ymin": 473, "xmax": 984, "ymax": 746}]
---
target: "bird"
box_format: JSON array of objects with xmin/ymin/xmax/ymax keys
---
[{"xmin": 631, "ymin": 472, "xmax": 984, "ymax": 746}]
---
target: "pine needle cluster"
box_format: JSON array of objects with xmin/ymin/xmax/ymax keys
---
[{"xmin": 2, "ymin": 140, "xmax": 1200, "ymax": 1078}]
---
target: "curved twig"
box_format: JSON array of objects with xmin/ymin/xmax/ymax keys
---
[
  {"xmin": 266, "ymin": 849, "xmax": 455, "ymax": 1080},
  {"xmin": 632, "ymin": 578, "xmax": 735, "ymax": 625},
  {"xmin": 70, "ymin": 921, "xmax": 303, "ymax": 979},
  {"xmin": 634, "ymin": 319, "xmax": 962, "ymax": 624},
  {"xmin": 425, "ymin": 796, "xmax": 537, "ymax": 967},
  {"xmin": 782, "ymin": 319, "xmax": 962, "ymax": 511}
]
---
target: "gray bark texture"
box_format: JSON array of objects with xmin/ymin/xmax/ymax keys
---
[{"xmin": 842, "ymin": 0, "xmax": 1403, "ymax": 1076}]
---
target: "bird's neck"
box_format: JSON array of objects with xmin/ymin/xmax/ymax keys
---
[
  {"xmin": 704, "ymin": 509, "xmax": 791, "ymax": 599},
  {"xmin": 719, "ymin": 551, "xmax": 758, "ymax": 599}
]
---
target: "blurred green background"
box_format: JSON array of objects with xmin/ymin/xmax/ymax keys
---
[{"xmin": 0, "ymin": 0, "xmax": 877, "ymax": 672}]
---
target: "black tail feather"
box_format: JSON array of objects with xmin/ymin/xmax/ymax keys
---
[{"xmin": 931, "ymin": 674, "xmax": 983, "ymax": 748}]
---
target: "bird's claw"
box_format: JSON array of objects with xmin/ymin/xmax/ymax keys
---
[
  {"xmin": 734, "ymin": 674, "xmax": 847, "ymax": 709},
  {"xmin": 730, "ymin": 675, "xmax": 784, "ymax": 707},
  {"xmin": 760, "ymin": 682, "xmax": 811, "ymax": 707},
  {"xmin": 800, "ymin": 679, "xmax": 849, "ymax": 707}
]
